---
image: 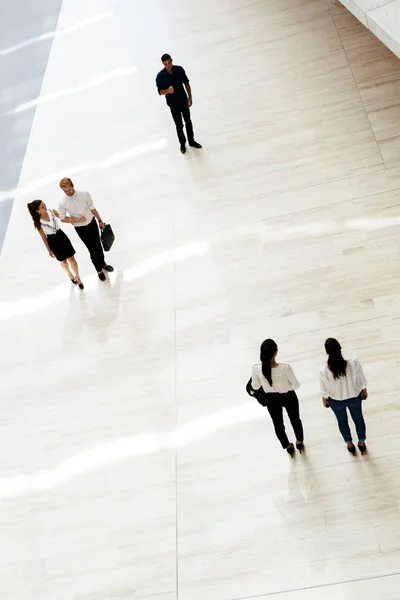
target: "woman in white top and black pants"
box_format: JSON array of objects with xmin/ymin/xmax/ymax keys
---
[
  {"xmin": 320, "ymin": 338, "xmax": 368, "ymax": 455},
  {"xmin": 27, "ymin": 199, "xmax": 84, "ymax": 288},
  {"xmin": 248, "ymin": 339, "xmax": 304, "ymax": 457}
]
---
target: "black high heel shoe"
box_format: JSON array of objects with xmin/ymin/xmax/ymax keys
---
[
  {"xmin": 358, "ymin": 442, "xmax": 367, "ymax": 455},
  {"xmin": 286, "ymin": 444, "xmax": 295, "ymax": 458},
  {"xmin": 347, "ymin": 444, "xmax": 356, "ymax": 456},
  {"xmin": 296, "ymin": 442, "xmax": 304, "ymax": 454},
  {"xmin": 70, "ymin": 278, "xmax": 78, "ymax": 285}
]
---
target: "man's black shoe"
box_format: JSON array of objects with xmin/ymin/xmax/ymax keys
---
[
  {"xmin": 103, "ymin": 265, "xmax": 114, "ymax": 272},
  {"xmin": 98, "ymin": 272, "xmax": 106, "ymax": 281},
  {"xmin": 180, "ymin": 145, "xmax": 186, "ymax": 154},
  {"xmin": 189, "ymin": 141, "xmax": 202, "ymax": 148}
]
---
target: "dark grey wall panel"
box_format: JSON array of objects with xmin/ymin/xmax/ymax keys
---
[{"xmin": 0, "ymin": 0, "xmax": 63, "ymax": 254}]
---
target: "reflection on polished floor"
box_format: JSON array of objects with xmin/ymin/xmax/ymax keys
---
[{"xmin": 1, "ymin": 0, "xmax": 400, "ymax": 599}]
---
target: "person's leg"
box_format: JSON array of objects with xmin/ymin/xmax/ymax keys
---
[
  {"xmin": 347, "ymin": 395, "xmax": 366, "ymax": 442},
  {"xmin": 170, "ymin": 107, "xmax": 186, "ymax": 145},
  {"xmin": 75, "ymin": 219, "xmax": 105, "ymax": 273},
  {"xmin": 284, "ymin": 391, "xmax": 304, "ymax": 443},
  {"xmin": 67, "ymin": 256, "xmax": 82, "ymax": 285},
  {"xmin": 181, "ymin": 105, "xmax": 194, "ymax": 144},
  {"xmin": 329, "ymin": 399, "xmax": 352, "ymax": 443},
  {"xmin": 60, "ymin": 259, "xmax": 75, "ymax": 281},
  {"xmin": 265, "ymin": 396, "xmax": 290, "ymax": 449}
]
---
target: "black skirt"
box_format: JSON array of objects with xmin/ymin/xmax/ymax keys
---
[{"xmin": 47, "ymin": 229, "xmax": 75, "ymax": 262}]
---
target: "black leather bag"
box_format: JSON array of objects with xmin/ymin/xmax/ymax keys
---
[
  {"xmin": 101, "ymin": 223, "xmax": 115, "ymax": 251},
  {"xmin": 246, "ymin": 378, "xmax": 268, "ymax": 406}
]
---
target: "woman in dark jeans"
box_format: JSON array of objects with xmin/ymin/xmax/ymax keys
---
[
  {"xmin": 248, "ymin": 339, "xmax": 304, "ymax": 457},
  {"xmin": 320, "ymin": 338, "xmax": 368, "ymax": 455}
]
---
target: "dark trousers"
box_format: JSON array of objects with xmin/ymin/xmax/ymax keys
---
[
  {"xmin": 75, "ymin": 218, "xmax": 105, "ymax": 272},
  {"xmin": 170, "ymin": 104, "xmax": 194, "ymax": 145},
  {"xmin": 329, "ymin": 394, "xmax": 366, "ymax": 443},
  {"xmin": 265, "ymin": 391, "xmax": 304, "ymax": 449}
]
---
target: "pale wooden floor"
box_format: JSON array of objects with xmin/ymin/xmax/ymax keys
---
[{"xmin": 0, "ymin": 0, "xmax": 400, "ymax": 599}]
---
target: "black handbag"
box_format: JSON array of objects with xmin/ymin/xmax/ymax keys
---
[
  {"xmin": 246, "ymin": 378, "xmax": 268, "ymax": 406},
  {"xmin": 101, "ymin": 223, "xmax": 115, "ymax": 251}
]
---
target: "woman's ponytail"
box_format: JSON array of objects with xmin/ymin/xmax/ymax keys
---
[
  {"xmin": 27, "ymin": 200, "xmax": 42, "ymax": 231},
  {"xmin": 325, "ymin": 337, "xmax": 347, "ymax": 379},
  {"xmin": 260, "ymin": 339, "xmax": 278, "ymax": 386}
]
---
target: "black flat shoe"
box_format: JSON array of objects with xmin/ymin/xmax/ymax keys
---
[
  {"xmin": 180, "ymin": 144, "xmax": 186, "ymax": 154},
  {"xmin": 358, "ymin": 443, "xmax": 367, "ymax": 455},
  {"xmin": 78, "ymin": 283, "xmax": 84, "ymax": 290},
  {"xmin": 103, "ymin": 265, "xmax": 114, "ymax": 272},
  {"xmin": 70, "ymin": 278, "xmax": 78, "ymax": 285},
  {"xmin": 189, "ymin": 141, "xmax": 202, "ymax": 148},
  {"xmin": 98, "ymin": 272, "xmax": 106, "ymax": 281},
  {"xmin": 347, "ymin": 444, "xmax": 356, "ymax": 456},
  {"xmin": 296, "ymin": 442, "xmax": 304, "ymax": 454}
]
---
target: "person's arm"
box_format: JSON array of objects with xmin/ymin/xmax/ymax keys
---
[
  {"xmin": 185, "ymin": 83, "xmax": 192, "ymax": 107},
  {"xmin": 181, "ymin": 67, "xmax": 192, "ymax": 106},
  {"xmin": 58, "ymin": 200, "xmax": 77, "ymax": 224},
  {"xmin": 58, "ymin": 199, "xmax": 71, "ymax": 223},
  {"xmin": 38, "ymin": 228, "xmax": 55, "ymax": 257},
  {"xmin": 60, "ymin": 215, "xmax": 83, "ymax": 224},
  {"xmin": 53, "ymin": 207, "xmax": 82, "ymax": 224},
  {"xmin": 287, "ymin": 364, "xmax": 300, "ymax": 390},
  {"xmin": 91, "ymin": 208, "xmax": 105, "ymax": 228},
  {"xmin": 319, "ymin": 369, "xmax": 330, "ymax": 407},
  {"xmin": 355, "ymin": 358, "xmax": 368, "ymax": 399},
  {"xmin": 251, "ymin": 366, "xmax": 262, "ymax": 391},
  {"xmin": 156, "ymin": 75, "xmax": 174, "ymax": 96},
  {"xmin": 85, "ymin": 192, "xmax": 104, "ymax": 229},
  {"xmin": 159, "ymin": 87, "xmax": 174, "ymax": 95}
]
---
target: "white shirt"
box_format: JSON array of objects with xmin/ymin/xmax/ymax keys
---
[
  {"xmin": 319, "ymin": 357, "xmax": 367, "ymax": 401},
  {"xmin": 251, "ymin": 362, "xmax": 300, "ymax": 394},
  {"xmin": 58, "ymin": 189, "xmax": 95, "ymax": 228},
  {"xmin": 40, "ymin": 209, "xmax": 60, "ymax": 236}
]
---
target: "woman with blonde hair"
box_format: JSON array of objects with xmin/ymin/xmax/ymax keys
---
[
  {"xmin": 320, "ymin": 338, "xmax": 368, "ymax": 455},
  {"xmin": 27, "ymin": 199, "xmax": 84, "ymax": 288},
  {"xmin": 248, "ymin": 339, "xmax": 304, "ymax": 457}
]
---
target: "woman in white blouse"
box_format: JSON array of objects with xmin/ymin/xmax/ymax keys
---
[
  {"xmin": 249, "ymin": 339, "xmax": 304, "ymax": 457},
  {"xmin": 320, "ymin": 338, "xmax": 368, "ymax": 455},
  {"xmin": 27, "ymin": 200, "xmax": 84, "ymax": 288}
]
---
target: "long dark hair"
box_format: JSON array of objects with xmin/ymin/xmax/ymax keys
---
[
  {"xmin": 27, "ymin": 200, "xmax": 43, "ymax": 231},
  {"xmin": 325, "ymin": 338, "xmax": 347, "ymax": 379},
  {"xmin": 260, "ymin": 338, "xmax": 278, "ymax": 386}
]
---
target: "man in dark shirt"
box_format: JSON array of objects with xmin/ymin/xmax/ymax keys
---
[{"xmin": 156, "ymin": 53, "xmax": 202, "ymax": 154}]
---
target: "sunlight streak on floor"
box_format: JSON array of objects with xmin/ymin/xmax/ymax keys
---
[
  {"xmin": 239, "ymin": 216, "xmax": 400, "ymax": 242},
  {"xmin": 123, "ymin": 242, "xmax": 209, "ymax": 282},
  {"xmin": 8, "ymin": 66, "xmax": 136, "ymax": 114},
  {"xmin": 0, "ymin": 140, "xmax": 167, "ymax": 202},
  {"xmin": 0, "ymin": 242, "xmax": 209, "ymax": 321},
  {"xmin": 0, "ymin": 403, "xmax": 261, "ymax": 501},
  {"xmin": 0, "ymin": 13, "xmax": 114, "ymax": 56}
]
